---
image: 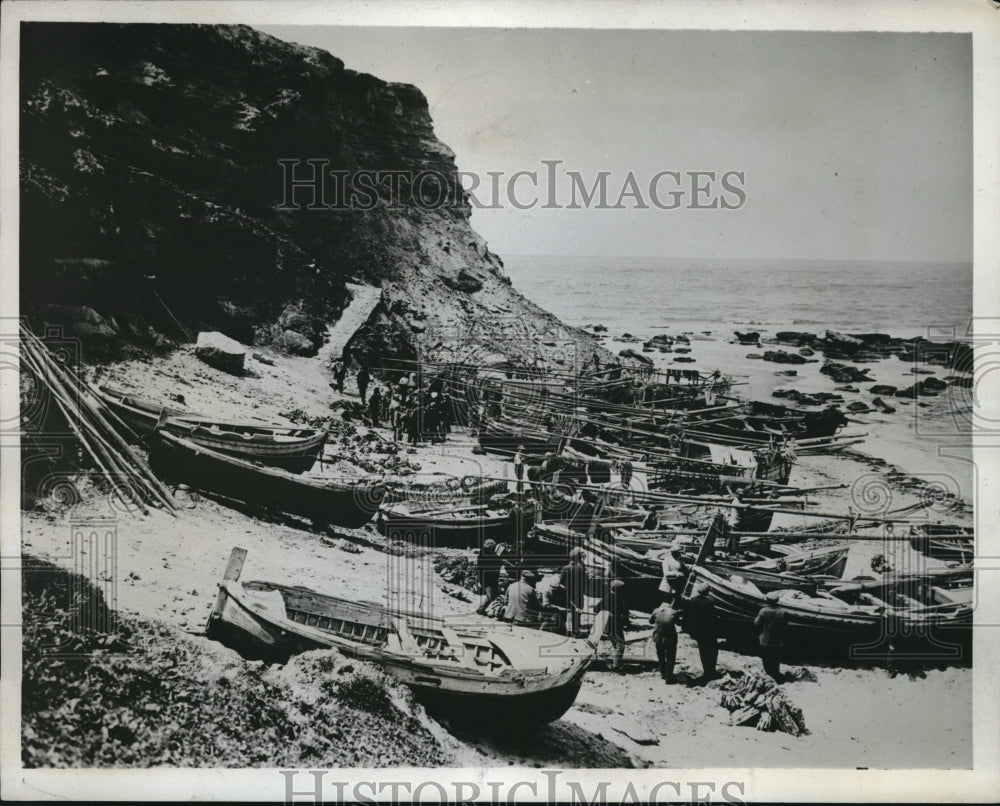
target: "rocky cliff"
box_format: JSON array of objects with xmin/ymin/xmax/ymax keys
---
[{"xmin": 20, "ymin": 23, "xmax": 600, "ymax": 369}]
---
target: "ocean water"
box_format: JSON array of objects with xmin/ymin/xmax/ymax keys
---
[
  {"xmin": 502, "ymin": 255, "xmax": 975, "ymax": 512},
  {"xmin": 502, "ymin": 256, "xmax": 972, "ymax": 340}
]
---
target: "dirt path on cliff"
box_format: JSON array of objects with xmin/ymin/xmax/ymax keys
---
[{"xmin": 323, "ymin": 283, "xmax": 382, "ymax": 362}]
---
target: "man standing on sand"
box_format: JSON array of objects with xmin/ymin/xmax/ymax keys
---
[
  {"xmin": 559, "ymin": 547, "xmax": 588, "ymax": 636},
  {"xmin": 682, "ymin": 581, "xmax": 719, "ymax": 685},
  {"xmin": 367, "ymin": 385, "xmax": 382, "ymax": 427},
  {"xmin": 356, "ymin": 365, "xmax": 370, "ymax": 404},
  {"xmin": 649, "ymin": 599, "xmax": 679, "ymax": 683},
  {"xmin": 589, "ymin": 579, "xmax": 630, "ymax": 673},
  {"xmin": 513, "ymin": 444, "xmax": 526, "ymax": 495},
  {"xmin": 332, "ymin": 358, "xmax": 347, "ymax": 393},
  {"xmin": 503, "ymin": 569, "xmax": 543, "ymax": 627},
  {"xmin": 407, "ymin": 399, "xmax": 422, "ymax": 445},
  {"xmin": 755, "ymin": 591, "xmax": 789, "ymax": 680},
  {"xmin": 388, "ymin": 395, "xmax": 403, "ymax": 441}
]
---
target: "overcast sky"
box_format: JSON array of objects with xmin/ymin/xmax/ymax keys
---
[{"xmin": 261, "ymin": 27, "xmax": 972, "ymax": 263}]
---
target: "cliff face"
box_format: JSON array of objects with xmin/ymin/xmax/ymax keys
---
[{"xmin": 21, "ymin": 23, "xmax": 599, "ymax": 369}]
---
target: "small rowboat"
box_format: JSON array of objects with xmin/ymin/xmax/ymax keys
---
[
  {"xmin": 150, "ymin": 431, "xmax": 383, "ymax": 528},
  {"xmin": 376, "ymin": 497, "xmax": 536, "ymax": 549},
  {"xmin": 94, "ymin": 385, "xmax": 326, "ymax": 473},
  {"xmin": 207, "ymin": 548, "xmax": 593, "ymax": 730}
]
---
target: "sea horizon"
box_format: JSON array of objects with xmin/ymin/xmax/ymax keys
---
[{"xmin": 502, "ymin": 254, "xmax": 973, "ymax": 340}]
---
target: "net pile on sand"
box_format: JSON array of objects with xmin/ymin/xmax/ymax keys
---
[{"xmin": 718, "ymin": 668, "xmax": 808, "ymax": 736}]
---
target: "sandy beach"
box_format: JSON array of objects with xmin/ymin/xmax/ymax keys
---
[{"xmin": 20, "ymin": 319, "xmax": 973, "ymax": 769}]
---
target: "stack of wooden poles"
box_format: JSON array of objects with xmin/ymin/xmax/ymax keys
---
[{"xmin": 20, "ymin": 324, "xmax": 179, "ymax": 516}]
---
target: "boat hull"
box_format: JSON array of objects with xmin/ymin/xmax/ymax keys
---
[
  {"xmin": 377, "ymin": 503, "xmax": 535, "ymax": 549},
  {"xmin": 207, "ymin": 577, "xmax": 591, "ymax": 730},
  {"xmin": 150, "ymin": 431, "xmax": 383, "ymax": 528},
  {"xmin": 96, "ymin": 385, "xmax": 326, "ymax": 472}
]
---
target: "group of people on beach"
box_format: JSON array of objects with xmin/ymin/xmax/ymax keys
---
[
  {"xmin": 331, "ymin": 358, "xmax": 453, "ymax": 445},
  {"xmin": 474, "ymin": 532, "xmax": 788, "ymax": 684}
]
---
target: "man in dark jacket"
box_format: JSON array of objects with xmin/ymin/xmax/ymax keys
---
[
  {"xmin": 367, "ymin": 386, "xmax": 382, "ymax": 427},
  {"xmin": 559, "ymin": 547, "xmax": 588, "ymax": 636},
  {"xmin": 683, "ymin": 581, "xmax": 719, "ymax": 684},
  {"xmin": 475, "ymin": 539, "xmax": 503, "ymax": 615},
  {"xmin": 332, "ymin": 358, "xmax": 347, "ymax": 393},
  {"xmin": 754, "ymin": 591, "xmax": 789, "ymax": 680}
]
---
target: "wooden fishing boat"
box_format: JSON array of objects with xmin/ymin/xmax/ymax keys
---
[
  {"xmin": 748, "ymin": 543, "xmax": 851, "ymax": 578},
  {"xmin": 149, "ymin": 431, "xmax": 383, "ymax": 528},
  {"xmin": 476, "ymin": 418, "xmax": 563, "ymax": 456},
  {"xmin": 376, "ymin": 496, "xmax": 536, "ymax": 549},
  {"xmin": 95, "ymin": 385, "xmax": 327, "ymax": 473},
  {"xmin": 685, "ymin": 564, "xmax": 973, "ymax": 643},
  {"xmin": 207, "ymin": 548, "xmax": 593, "ymax": 730},
  {"xmin": 908, "ymin": 524, "xmax": 975, "ymax": 564}
]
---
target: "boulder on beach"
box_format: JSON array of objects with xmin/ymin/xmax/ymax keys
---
[
  {"xmin": 820, "ymin": 360, "xmax": 872, "ymax": 384},
  {"xmin": 869, "ymin": 385, "xmax": 897, "ymax": 396},
  {"xmin": 276, "ymin": 328, "xmax": 319, "ymax": 356},
  {"xmin": 798, "ymin": 347, "xmax": 815, "ymax": 357},
  {"xmin": 618, "ymin": 348, "xmax": 654, "ymax": 365},
  {"xmin": 774, "ymin": 370, "xmax": 798, "ymax": 377},
  {"xmin": 762, "ymin": 350, "xmax": 808, "ymax": 364},
  {"xmin": 773, "ymin": 331, "xmax": 818, "ymax": 346},
  {"xmin": 846, "ymin": 401, "xmax": 870, "ymax": 412},
  {"xmin": 823, "ymin": 330, "xmax": 864, "ymax": 354},
  {"xmin": 195, "ymin": 330, "xmax": 246, "ymax": 374}
]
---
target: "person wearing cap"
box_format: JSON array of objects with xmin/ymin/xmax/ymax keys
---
[
  {"xmin": 503, "ymin": 569, "xmax": 543, "ymax": 626},
  {"xmin": 590, "ymin": 579, "xmax": 630, "ymax": 672},
  {"xmin": 754, "ymin": 591, "xmax": 789, "ymax": 680},
  {"xmin": 682, "ymin": 581, "xmax": 719, "ymax": 685},
  {"xmin": 559, "ymin": 547, "xmax": 589, "ymax": 636},
  {"xmin": 475, "ymin": 539, "xmax": 503, "ymax": 616}
]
